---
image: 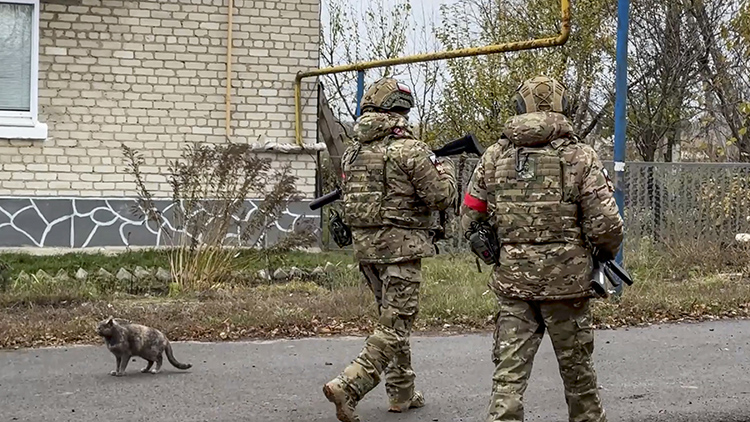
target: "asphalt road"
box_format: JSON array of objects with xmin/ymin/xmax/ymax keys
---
[{"xmin": 1, "ymin": 319, "xmax": 749, "ymax": 422}]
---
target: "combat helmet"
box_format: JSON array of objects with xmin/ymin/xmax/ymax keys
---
[
  {"xmin": 360, "ymin": 77, "xmax": 414, "ymax": 115},
  {"xmin": 512, "ymin": 75, "xmax": 572, "ymax": 117}
]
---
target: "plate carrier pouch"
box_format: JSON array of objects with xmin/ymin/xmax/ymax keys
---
[
  {"xmin": 341, "ymin": 139, "xmax": 435, "ymax": 230},
  {"xmin": 487, "ymin": 138, "xmax": 584, "ymax": 247}
]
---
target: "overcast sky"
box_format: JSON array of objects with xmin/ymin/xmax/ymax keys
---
[
  {"xmin": 321, "ymin": 0, "xmax": 458, "ymax": 53},
  {"xmin": 319, "ymin": 0, "xmax": 461, "ymax": 120},
  {"xmin": 410, "ymin": 0, "xmax": 451, "ymax": 23}
]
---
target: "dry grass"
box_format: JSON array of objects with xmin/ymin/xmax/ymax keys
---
[
  {"xmin": 2, "ymin": 247, "xmax": 750, "ymax": 349},
  {"xmin": 593, "ymin": 273, "xmax": 750, "ymax": 327},
  {"xmin": 0, "ymin": 282, "xmax": 375, "ymax": 349}
]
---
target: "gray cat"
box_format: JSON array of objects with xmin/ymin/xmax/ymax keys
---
[{"xmin": 96, "ymin": 316, "xmax": 192, "ymax": 376}]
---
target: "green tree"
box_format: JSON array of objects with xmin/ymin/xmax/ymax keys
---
[{"xmin": 434, "ymin": 0, "xmax": 616, "ymax": 147}]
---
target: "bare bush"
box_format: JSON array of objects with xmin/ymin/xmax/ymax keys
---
[
  {"xmin": 698, "ymin": 174, "xmax": 750, "ymax": 231},
  {"xmin": 121, "ymin": 142, "xmax": 317, "ymax": 290}
]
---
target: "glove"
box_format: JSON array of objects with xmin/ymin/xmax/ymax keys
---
[
  {"xmin": 593, "ymin": 247, "xmax": 615, "ymax": 262},
  {"xmin": 329, "ymin": 210, "xmax": 352, "ymax": 248}
]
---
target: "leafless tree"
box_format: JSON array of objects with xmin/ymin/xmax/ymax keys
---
[
  {"xmin": 688, "ymin": 0, "xmax": 750, "ymax": 162},
  {"xmin": 625, "ymin": 0, "xmax": 704, "ymax": 162}
]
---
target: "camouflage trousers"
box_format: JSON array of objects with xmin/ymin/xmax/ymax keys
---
[
  {"xmin": 487, "ymin": 294, "xmax": 606, "ymax": 422},
  {"xmin": 334, "ymin": 259, "xmax": 422, "ymax": 406}
]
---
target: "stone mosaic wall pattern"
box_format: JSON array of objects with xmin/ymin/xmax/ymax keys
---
[{"xmin": 0, "ymin": 197, "xmax": 319, "ymax": 248}]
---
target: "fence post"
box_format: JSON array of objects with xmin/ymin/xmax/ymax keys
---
[
  {"xmin": 355, "ymin": 70, "xmax": 365, "ymax": 118},
  {"xmin": 613, "ymin": 0, "xmax": 630, "ymax": 296}
]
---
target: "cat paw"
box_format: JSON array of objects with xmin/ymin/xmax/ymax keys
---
[
  {"xmin": 148, "ymin": 369, "xmax": 158, "ymax": 374},
  {"xmin": 140, "ymin": 368, "xmax": 150, "ymax": 373},
  {"xmin": 109, "ymin": 370, "xmax": 117, "ymax": 376}
]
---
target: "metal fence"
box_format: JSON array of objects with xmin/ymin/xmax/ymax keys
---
[
  {"xmin": 606, "ymin": 161, "xmax": 750, "ymax": 246},
  {"xmin": 448, "ymin": 158, "xmax": 750, "ymax": 249},
  {"xmin": 321, "ymin": 158, "xmax": 750, "ymax": 254}
]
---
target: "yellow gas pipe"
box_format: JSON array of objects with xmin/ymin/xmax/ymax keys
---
[{"xmin": 293, "ymin": 0, "xmax": 571, "ymax": 146}]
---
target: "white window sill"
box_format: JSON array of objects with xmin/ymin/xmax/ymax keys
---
[{"xmin": 0, "ymin": 122, "xmax": 48, "ymax": 140}]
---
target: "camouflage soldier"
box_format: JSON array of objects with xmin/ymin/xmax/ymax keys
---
[
  {"xmin": 460, "ymin": 76, "xmax": 624, "ymax": 422},
  {"xmin": 323, "ymin": 78, "xmax": 457, "ymax": 422}
]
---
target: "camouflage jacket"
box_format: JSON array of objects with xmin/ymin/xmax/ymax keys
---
[
  {"xmin": 460, "ymin": 111, "xmax": 623, "ymax": 300},
  {"xmin": 342, "ymin": 111, "xmax": 457, "ymax": 264}
]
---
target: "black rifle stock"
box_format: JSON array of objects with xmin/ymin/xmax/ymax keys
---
[
  {"xmin": 309, "ymin": 133, "xmax": 484, "ymax": 211},
  {"xmin": 591, "ymin": 251, "xmax": 635, "ymax": 298}
]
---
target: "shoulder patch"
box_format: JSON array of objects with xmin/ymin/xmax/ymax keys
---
[
  {"xmin": 397, "ymin": 83, "xmax": 411, "ymax": 94},
  {"xmin": 392, "ymin": 127, "xmax": 407, "ymax": 137}
]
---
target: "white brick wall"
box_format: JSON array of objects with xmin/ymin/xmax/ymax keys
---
[{"xmin": 0, "ymin": 0, "xmax": 320, "ymax": 198}]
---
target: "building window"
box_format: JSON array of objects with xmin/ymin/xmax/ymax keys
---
[{"xmin": 0, "ymin": 0, "xmax": 46, "ymax": 139}]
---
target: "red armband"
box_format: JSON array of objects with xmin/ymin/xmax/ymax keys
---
[{"xmin": 463, "ymin": 193, "xmax": 487, "ymax": 213}]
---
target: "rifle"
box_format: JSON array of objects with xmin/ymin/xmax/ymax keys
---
[
  {"xmin": 309, "ymin": 133, "xmax": 485, "ymax": 211},
  {"xmin": 591, "ymin": 255, "xmax": 634, "ymax": 298}
]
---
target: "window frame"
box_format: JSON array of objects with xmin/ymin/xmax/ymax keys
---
[{"xmin": 0, "ymin": 0, "xmax": 46, "ymax": 139}]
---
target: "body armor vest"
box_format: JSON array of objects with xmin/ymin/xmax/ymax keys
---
[
  {"xmin": 342, "ymin": 139, "xmax": 434, "ymax": 230},
  {"xmin": 487, "ymin": 140, "xmax": 583, "ymax": 245}
]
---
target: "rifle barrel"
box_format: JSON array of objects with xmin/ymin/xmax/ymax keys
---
[{"xmin": 309, "ymin": 188, "xmax": 342, "ymax": 211}]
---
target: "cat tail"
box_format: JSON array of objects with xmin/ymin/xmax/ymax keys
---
[{"xmin": 165, "ymin": 341, "xmax": 192, "ymax": 370}]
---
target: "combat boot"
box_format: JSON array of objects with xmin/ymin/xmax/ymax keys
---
[
  {"xmin": 388, "ymin": 390, "xmax": 425, "ymax": 413},
  {"xmin": 323, "ymin": 377, "xmax": 360, "ymax": 422}
]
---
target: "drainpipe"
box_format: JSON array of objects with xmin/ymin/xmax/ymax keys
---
[{"xmin": 225, "ymin": 0, "xmax": 234, "ymax": 139}]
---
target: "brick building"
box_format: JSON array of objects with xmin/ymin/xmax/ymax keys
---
[{"xmin": 0, "ymin": 0, "xmax": 322, "ymax": 249}]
